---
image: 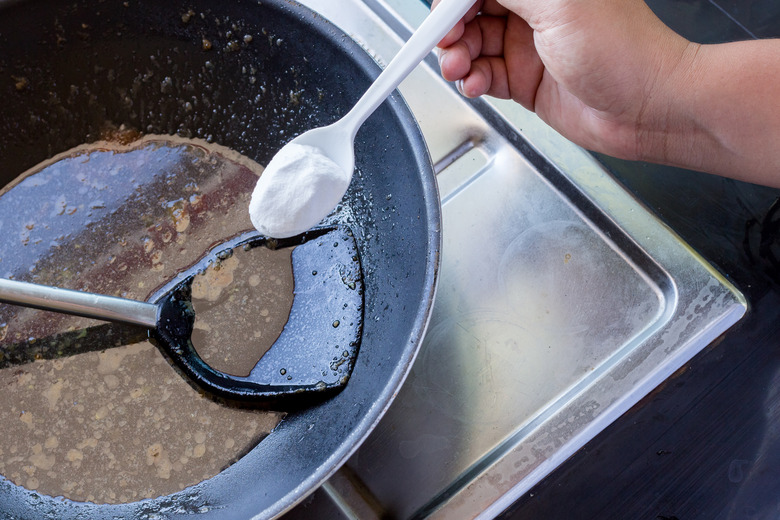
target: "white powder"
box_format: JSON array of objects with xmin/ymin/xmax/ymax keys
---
[{"xmin": 249, "ymin": 143, "xmax": 350, "ymax": 238}]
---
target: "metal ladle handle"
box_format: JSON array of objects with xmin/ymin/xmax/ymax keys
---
[{"xmin": 0, "ymin": 278, "xmax": 159, "ymax": 328}]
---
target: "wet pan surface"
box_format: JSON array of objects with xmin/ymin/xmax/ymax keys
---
[
  {"xmin": 0, "ymin": 136, "xmax": 288, "ymax": 504},
  {"xmin": 0, "ymin": 0, "xmax": 440, "ymax": 518}
]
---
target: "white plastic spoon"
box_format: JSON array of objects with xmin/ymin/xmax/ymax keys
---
[{"xmin": 249, "ymin": 0, "xmax": 475, "ymax": 238}]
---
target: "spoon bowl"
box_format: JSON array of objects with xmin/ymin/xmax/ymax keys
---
[
  {"xmin": 249, "ymin": 119, "xmax": 356, "ymax": 238},
  {"xmin": 293, "ymin": 118, "xmax": 357, "ymax": 175}
]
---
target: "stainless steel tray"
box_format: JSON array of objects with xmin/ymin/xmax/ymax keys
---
[{"xmin": 290, "ymin": 1, "xmax": 747, "ymax": 518}]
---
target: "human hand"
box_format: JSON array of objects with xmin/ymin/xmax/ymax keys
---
[{"xmin": 432, "ymin": 0, "xmax": 694, "ymax": 163}]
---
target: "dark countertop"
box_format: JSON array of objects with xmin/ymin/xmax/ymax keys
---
[{"xmin": 501, "ymin": 1, "xmax": 780, "ymax": 518}]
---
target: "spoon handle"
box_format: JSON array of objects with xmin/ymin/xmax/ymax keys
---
[
  {"xmin": 0, "ymin": 278, "xmax": 159, "ymax": 328},
  {"xmin": 342, "ymin": 0, "xmax": 475, "ymax": 134}
]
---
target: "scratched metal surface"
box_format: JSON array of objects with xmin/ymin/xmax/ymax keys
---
[{"xmin": 499, "ymin": 171, "xmax": 780, "ymax": 520}]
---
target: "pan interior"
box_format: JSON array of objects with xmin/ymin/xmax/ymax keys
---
[
  {"xmin": 0, "ymin": 0, "xmax": 439, "ymax": 518},
  {"xmin": 0, "ymin": 135, "xmax": 288, "ymax": 503}
]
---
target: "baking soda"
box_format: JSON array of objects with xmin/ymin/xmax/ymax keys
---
[{"xmin": 249, "ymin": 143, "xmax": 349, "ymax": 238}]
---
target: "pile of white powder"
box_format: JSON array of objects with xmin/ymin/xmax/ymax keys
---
[{"xmin": 249, "ymin": 143, "xmax": 350, "ymax": 238}]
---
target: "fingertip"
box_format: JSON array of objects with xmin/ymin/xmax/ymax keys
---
[
  {"xmin": 438, "ymin": 43, "xmax": 473, "ymax": 82},
  {"xmin": 457, "ymin": 74, "xmax": 488, "ymax": 98},
  {"xmin": 437, "ymin": 50, "xmax": 455, "ymax": 80}
]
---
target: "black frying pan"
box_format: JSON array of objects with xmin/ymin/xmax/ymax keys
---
[{"xmin": 0, "ymin": 0, "xmax": 440, "ymax": 518}]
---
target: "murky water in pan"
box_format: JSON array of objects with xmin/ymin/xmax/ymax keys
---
[{"xmin": 0, "ymin": 133, "xmax": 288, "ymax": 503}]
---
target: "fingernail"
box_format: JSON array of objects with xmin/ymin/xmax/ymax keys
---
[
  {"xmin": 455, "ymin": 79, "xmax": 465, "ymax": 96},
  {"xmin": 437, "ymin": 50, "xmax": 446, "ymax": 69}
]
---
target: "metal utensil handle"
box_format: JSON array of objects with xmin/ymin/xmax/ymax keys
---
[{"xmin": 0, "ymin": 278, "xmax": 159, "ymax": 328}]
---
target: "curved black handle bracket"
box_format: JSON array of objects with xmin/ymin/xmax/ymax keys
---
[{"xmin": 151, "ymin": 225, "xmax": 364, "ymax": 408}]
